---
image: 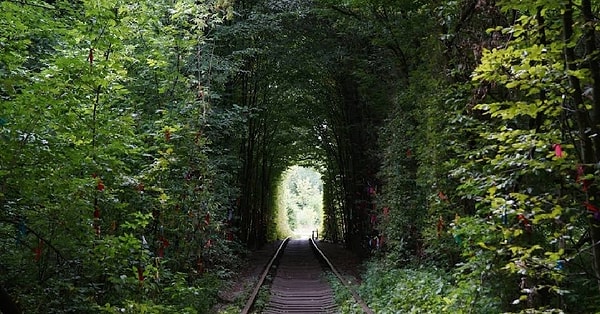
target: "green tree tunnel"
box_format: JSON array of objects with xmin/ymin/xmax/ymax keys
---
[{"xmin": 2, "ymin": 0, "xmax": 600, "ymax": 312}]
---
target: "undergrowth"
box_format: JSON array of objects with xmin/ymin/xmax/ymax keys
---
[{"xmin": 326, "ymin": 272, "xmax": 362, "ymax": 314}]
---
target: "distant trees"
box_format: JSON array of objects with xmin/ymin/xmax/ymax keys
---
[{"xmin": 281, "ymin": 166, "xmax": 323, "ymax": 232}]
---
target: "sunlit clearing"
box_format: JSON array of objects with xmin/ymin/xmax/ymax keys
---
[{"xmin": 281, "ymin": 166, "xmax": 323, "ymax": 239}]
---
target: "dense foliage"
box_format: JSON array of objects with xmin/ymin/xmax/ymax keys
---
[
  {"xmin": 2, "ymin": 0, "xmax": 600, "ymax": 313},
  {"xmin": 331, "ymin": 0, "xmax": 600, "ymax": 313},
  {"xmin": 0, "ymin": 0, "xmax": 242, "ymax": 312}
]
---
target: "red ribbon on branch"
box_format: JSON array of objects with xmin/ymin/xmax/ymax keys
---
[
  {"xmin": 577, "ymin": 165, "xmax": 592, "ymax": 191},
  {"xmin": 552, "ymin": 144, "xmax": 564, "ymax": 158},
  {"xmin": 34, "ymin": 239, "xmax": 43, "ymax": 262},
  {"xmin": 436, "ymin": 216, "xmax": 444, "ymax": 237}
]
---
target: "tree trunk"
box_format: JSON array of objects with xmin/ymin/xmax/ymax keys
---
[
  {"xmin": 0, "ymin": 284, "xmax": 20, "ymax": 314},
  {"xmin": 564, "ymin": 0, "xmax": 600, "ymax": 292},
  {"xmin": 582, "ymin": 0, "xmax": 600, "ymax": 293}
]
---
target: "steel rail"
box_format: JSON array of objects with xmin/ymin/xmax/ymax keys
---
[
  {"xmin": 241, "ymin": 237, "xmax": 290, "ymax": 314},
  {"xmin": 310, "ymin": 238, "xmax": 374, "ymax": 314},
  {"xmin": 242, "ymin": 236, "xmax": 374, "ymax": 313}
]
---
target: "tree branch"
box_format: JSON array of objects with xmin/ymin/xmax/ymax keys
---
[
  {"xmin": 0, "ymin": 218, "xmax": 66, "ymax": 262},
  {"xmin": 329, "ymin": 5, "xmax": 362, "ymax": 21}
]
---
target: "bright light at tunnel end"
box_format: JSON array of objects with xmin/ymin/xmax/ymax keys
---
[{"xmin": 279, "ymin": 165, "xmax": 324, "ymax": 239}]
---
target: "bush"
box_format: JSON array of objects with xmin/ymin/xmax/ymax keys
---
[{"xmin": 359, "ymin": 262, "xmax": 450, "ymax": 313}]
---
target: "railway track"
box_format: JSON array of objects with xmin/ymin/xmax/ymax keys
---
[{"xmin": 242, "ymin": 238, "xmax": 373, "ymax": 314}]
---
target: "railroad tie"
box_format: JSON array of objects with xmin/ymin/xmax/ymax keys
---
[{"xmin": 263, "ymin": 239, "xmax": 337, "ymax": 314}]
